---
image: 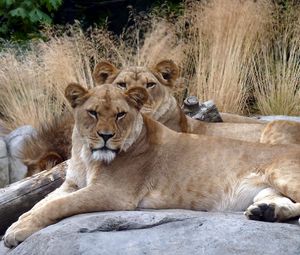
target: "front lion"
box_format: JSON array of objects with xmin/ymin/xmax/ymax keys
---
[{"xmin": 4, "ymin": 83, "xmax": 300, "ymax": 248}]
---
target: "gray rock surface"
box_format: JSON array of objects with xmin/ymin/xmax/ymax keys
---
[
  {"xmin": 256, "ymin": 115, "xmax": 300, "ymax": 122},
  {"xmin": 4, "ymin": 125, "xmax": 36, "ymax": 183},
  {"xmin": 1, "ymin": 210, "xmax": 299, "ymax": 255},
  {"xmin": 0, "ymin": 138, "xmax": 9, "ymax": 188}
]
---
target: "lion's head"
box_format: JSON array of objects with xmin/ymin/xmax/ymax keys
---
[
  {"xmin": 92, "ymin": 60, "xmax": 179, "ymax": 120},
  {"xmin": 65, "ymin": 83, "xmax": 148, "ymax": 164}
]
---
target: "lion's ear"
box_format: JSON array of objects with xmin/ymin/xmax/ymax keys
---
[
  {"xmin": 125, "ymin": 87, "xmax": 149, "ymax": 111},
  {"xmin": 65, "ymin": 83, "xmax": 89, "ymax": 108},
  {"xmin": 93, "ymin": 61, "xmax": 118, "ymax": 84},
  {"xmin": 153, "ymin": 60, "xmax": 179, "ymax": 86}
]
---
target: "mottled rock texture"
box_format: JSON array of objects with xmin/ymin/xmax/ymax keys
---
[
  {"xmin": 4, "ymin": 125, "xmax": 36, "ymax": 183},
  {"xmin": 0, "ymin": 138, "xmax": 9, "ymax": 188},
  {"xmin": 1, "ymin": 210, "xmax": 299, "ymax": 255}
]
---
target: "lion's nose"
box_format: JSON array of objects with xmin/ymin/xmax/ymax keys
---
[{"xmin": 97, "ymin": 132, "xmax": 115, "ymax": 142}]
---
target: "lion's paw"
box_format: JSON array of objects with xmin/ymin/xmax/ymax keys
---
[
  {"xmin": 245, "ymin": 203, "xmax": 277, "ymax": 222},
  {"xmin": 3, "ymin": 213, "xmax": 43, "ymax": 248}
]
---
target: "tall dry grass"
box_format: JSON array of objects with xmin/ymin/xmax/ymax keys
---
[
  {"xmin": 0, "ymin": 50, "xmax": 68, "ymax": 131},
  {"xmin": 0, "ymin": 24, "xmax": 101, "ymax": 132},
  {"xmin": 0, "ymin": 18, "xmax": 187, "ymax": 133},
  {"xmin": 184, "ymin": 0, "xmax": 272, "ymax": 114},
  {"xmin": 251, "ymin": 5, "xmax": 300, "ymax": 115},
  {"xmin": 138, "ymin": 20, "xmax": 186, "ymax": 67},
  {"xmin": 252, "ymin": 38, "xmax": 300, "ymax": 115},
  {"xmin": 2, "ymin": 0, "xmax": 300, "ymax": 134}
]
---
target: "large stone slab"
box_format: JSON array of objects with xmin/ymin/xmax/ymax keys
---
[
  {"xmin": 1, "ymin": 210, "xmax": 299, "ymax": 255},
  {"xmin": 0, "ymin": 138, "xmax": 9, "ymax": 188},
  {"xmin": 4, "ymin": 125, "xmax": 36, "ymax": 183}
]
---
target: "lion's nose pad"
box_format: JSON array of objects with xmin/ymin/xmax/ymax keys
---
[{"xmin": 97, "ymin": 132, "xmax": 115, "ymax": 143}]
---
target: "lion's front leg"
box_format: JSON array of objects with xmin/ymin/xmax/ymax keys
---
[
  {"xmin": 3, "ymin": 180, "xmax": 77, "ymax": 248},
  {"xmin": 3, "ymin": 210, "xmax": 45, "ymax": 248},
  {"xmin": 4, "ymin": 184, "xmax": 136, "ymax": 248}
]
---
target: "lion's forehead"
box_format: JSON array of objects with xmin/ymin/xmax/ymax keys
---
[
  {"xmin": 115, "ymin": 68, "xmax": 158, "ymax": 85},
  {"xmin": 91, "ymin": 85, "xmax": 122, "ymax": 97},
  {"xmin": 123, "ymin": 66, "xmax": 149, "ymax": 73},
  {"xmin": 84, "ymin": 89, "xmax": 129, "ymax": 113}
]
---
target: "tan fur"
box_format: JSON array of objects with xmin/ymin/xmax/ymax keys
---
[
  {"xmin": 5, "ymin": 84, "xmax": 300, "ymax": 248},
  {"xmin": 20, "ymin": 60, "xmax": 300, "ymax": 175},
  {"xmin": 220, "ymin": 112, "xmax": 266, "ymax": 124},
  {"xmin": 21, "ymin": 112, "xmax": 73, "ymax": 176},
  {"xmin": 260, "ymin": 120, "xmax": 300, "ymax": 145}
]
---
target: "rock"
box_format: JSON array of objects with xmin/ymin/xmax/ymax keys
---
[
  {"xmin": 0, "ymin": 138, "xmax": 9, "ymax": 188},
  {"xmin": 4, "ymin": 126, "xmax": 37, "ymax": 183},
  {"xmin": 1, "ymin": 210, "xmax": 299, "ymax": 255},
  {"xmin": 183, "ymin": 97, "xmax": 223, "ymax": 122},
  {"xmin": 183, "ymin": 96, "xmax": 200, "ymax": 113},
  {"xmin": 256, "ymin": 115, "xmax": 300, "ymax": 123}
]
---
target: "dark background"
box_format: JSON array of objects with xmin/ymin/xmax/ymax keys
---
[
  {"xmin": 54, "ymin": 0, "xmax": 180, "ymax": 34},
  {"xmin": 0, "ymin": 0, "xmax": 182, "ymax": 41}
]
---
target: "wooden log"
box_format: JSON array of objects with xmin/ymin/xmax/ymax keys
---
[
  {"xmin": 183, "ymin": 96, "xmax": 223, "ymax": 123},
  {"xmin": 0, "ymin": 161, "xmax": 67, "ymax": 235}
]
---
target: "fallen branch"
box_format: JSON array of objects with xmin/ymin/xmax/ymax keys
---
[{"xmin": 0, "ymin": 161, "xmax": 67, "ymax": 234}]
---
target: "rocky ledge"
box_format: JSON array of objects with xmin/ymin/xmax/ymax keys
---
[
  {"xmin": 0, "ymin": 125, "xmax": 37, "ymax": 188},
  {"xmin": 1, "ymin": 210, "xmax": 299, "ymax": 255}
]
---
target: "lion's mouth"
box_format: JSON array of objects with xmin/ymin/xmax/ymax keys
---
[{"xmin": 91, "ymin": 146, "xmax": 120, "ymax": 154}]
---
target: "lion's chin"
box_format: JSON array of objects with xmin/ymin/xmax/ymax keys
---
[{"xmin": 91, "ymin": 149, "xmax": 117, "ymax": 164}]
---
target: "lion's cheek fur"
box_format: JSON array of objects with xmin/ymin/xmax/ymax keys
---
[{"xmin": 120, "ymin": 113, "xmax": 143, "ymax": 152}]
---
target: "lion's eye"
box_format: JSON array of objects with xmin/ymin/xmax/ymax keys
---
[
  {"xmin": 117, "ymin": 82, "xmax": 127, "ymax": 89},
  {"xmin": 146, "ymin": 82, "xmax": 156, "ymax": 89},
  {"xmin": 116, "ymin": 111, "xmax": 127, "ymax": 120},
  {"xmin": 87, "ymin": 110, "xmax": 98, "ymax": 119}
]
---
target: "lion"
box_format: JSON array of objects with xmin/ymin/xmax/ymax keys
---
[
  {"xmin": 21, "ymin": 112, "xmax": 73, "ymax": 176},
  {"xmin": 4, "ymin": 83, "xmax": 300, "ymax": 248},
  {"xmin": 93, "ymin": 60, "xmax": 300, "ymax": 143},
  {"xmin": 20, "ymin": 60, "xmax": 300, "ymax": 175},
  {"xmin": 93, "ymin": 60, "xmax": 265, "ymax": 125}
]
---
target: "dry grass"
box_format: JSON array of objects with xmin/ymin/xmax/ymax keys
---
[
  {"xmin": 252, "ymin": 38, "xmax": 300, "ymax": 115},
  {"xmin": 2, "ymin": 0, "xmax": 300, "ymax": 134},
  {"xmin": 251, "ymin": 6, "xmax": 300, "ymax": 115},
  {"xmin": 138, "ymin": 19, "xmax": 186, "ymax": 67},
  {"xmin": 0, "ymin": 50, "xmax": 68, "ymax": 132},
  {"xmin": 0, "ymin": 18, "xmax": 187, "ymax": 133},
  {"xmin": 183, "ymin": 0, "xmax": 271, "ymax": 114},
  {"xmin": 0, "ymin": 24, "xmax": 104, "ymax": 133}
]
